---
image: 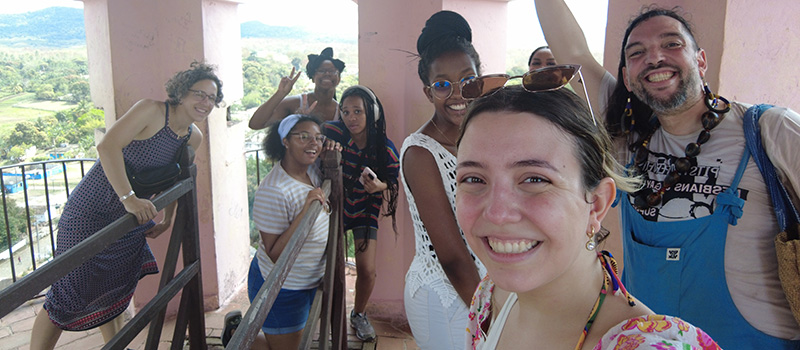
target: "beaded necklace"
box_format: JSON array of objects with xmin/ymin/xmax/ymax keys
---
[
  {"xmin": 631, "ymin": 90, "xmax": 731, "ymax": 209},
  {"xmin": 468, "ymin": 252, "xmax": 635, "ymax": 349},
  {"xmin": 574, "ymin": 251, "xmax": 636, "ymax": 349}
]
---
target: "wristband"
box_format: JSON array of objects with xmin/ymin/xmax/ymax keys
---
[{"xmin": 119, "ymin": 190, "xmax": 136, "ymax": 202}]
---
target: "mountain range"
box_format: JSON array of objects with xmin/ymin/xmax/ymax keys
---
[{"xmin": 0, "ymin": 7, "xmax": 340, "ymax": 48}]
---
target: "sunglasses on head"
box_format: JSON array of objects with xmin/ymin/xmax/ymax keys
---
[{"xmin": 460, "ymin": 64, "xmax": 596, "ymax": 125}]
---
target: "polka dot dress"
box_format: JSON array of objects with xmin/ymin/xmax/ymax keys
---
[{"xmin": 44, "ymin": 104, "xmax": 191, "ymax": 331}]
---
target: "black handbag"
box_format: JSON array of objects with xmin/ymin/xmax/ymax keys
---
[{"xmin": 126, "ymin": 138, "xmax": 188, "ymax": 198}]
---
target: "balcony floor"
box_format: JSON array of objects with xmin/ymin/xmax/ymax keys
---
[{"xmin": 0, "ymin": 265, "xmax": 418, "ymax": 350}]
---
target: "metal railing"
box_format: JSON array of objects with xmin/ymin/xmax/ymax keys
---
[
  {"xmin": 227, "ymin": 150, "xmax": 348, "ymax": 349},
  {"xmin": 0, "ymin": 148, "xmax": 207, "ymax": 349},
  {"xmin": 0, "ymin": 158, "xmax": 96, "ymax": 287}
]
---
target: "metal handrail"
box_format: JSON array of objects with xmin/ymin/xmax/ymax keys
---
[{"xmin": 1, "ymin": 158, "xmax": 96, "ymax": 285}]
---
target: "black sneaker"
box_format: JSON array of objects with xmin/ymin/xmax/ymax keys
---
[{"xmin": 222, "ymin": 310, "xmax": 242, "ymax": 347}]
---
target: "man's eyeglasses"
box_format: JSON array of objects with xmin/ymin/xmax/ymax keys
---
[
  {"xmin": 427, "ymin": 75, "xmax": 476, "ymax": 100},
  {"xmin": 188, "ymin": 89, "xmax": 218, "ymax": 103},
  {"xmin": 290, "ymin": 132, "xmax": 327, "ymax": 144},
  {"xmin": 460, "ymin": 64, "xmax": 596, "ymax": 125}
]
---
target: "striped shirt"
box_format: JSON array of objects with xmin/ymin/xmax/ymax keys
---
[
  {"xmin": 252, "ymin": 162, "xmax": 328, "ymax": 290},
  {"xmin": 323, "ymin": 121, "xmax": 400, "ymax": 230}
]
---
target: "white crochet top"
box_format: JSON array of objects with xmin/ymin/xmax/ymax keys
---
[{"xmin": 400, "ymin": 132, "xmax": 486, "ymax": 308}]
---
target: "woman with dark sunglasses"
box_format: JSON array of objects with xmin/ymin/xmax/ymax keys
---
[
  {"xmin": 399, "ymin": 10, "xmax": 486, "ymax": 349},
  {"xmin": 249, "ymin": 47, "xmax": 345, "ymax": 129},
  {"xmin": 457, "ymin": 85, "xmax": 719, "ymax": 350}
]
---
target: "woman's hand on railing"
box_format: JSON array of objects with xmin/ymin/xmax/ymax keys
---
[
  {"xmin": 322, "ymin": 139, "xmax": 342, "ymax": 155},
  {"xmin": 122, "ymin": 196, "xmax": 158, "ymax": 225},
  {"xmin": 305, "ymin": 187, "xmax": 330, "ymax": 213}
]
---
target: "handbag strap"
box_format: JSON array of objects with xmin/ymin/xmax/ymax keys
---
[{"xmin": 743, "ymin": 104, "xmax": 800, "ymax": 240}]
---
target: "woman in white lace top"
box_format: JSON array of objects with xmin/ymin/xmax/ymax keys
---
[{"xmin": 399, "ymin": 10, "xmax": 486, "ymax": 349}]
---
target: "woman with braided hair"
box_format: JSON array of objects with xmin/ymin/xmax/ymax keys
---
[{"xmin": 322, "ymin": 85, "xmax": 399, "ymax": 341}]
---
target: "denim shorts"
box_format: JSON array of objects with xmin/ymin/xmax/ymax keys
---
[{"xmin": 247, "ymin": 258, "xmax": 316, "ymax": 335}]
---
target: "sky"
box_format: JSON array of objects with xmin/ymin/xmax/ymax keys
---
[{"xmin": 2, "ymin": 0, "xmax": 608, "ymax": 54}]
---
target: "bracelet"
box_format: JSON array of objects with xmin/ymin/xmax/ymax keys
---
[{"xmin": 119, "ymin": 190, "xmax": 136, "ymax": 202}]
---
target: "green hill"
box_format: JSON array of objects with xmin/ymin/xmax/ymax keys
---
[{"xmin": 0, "ymin": 7, "xmax": 351, "ymax": 49}]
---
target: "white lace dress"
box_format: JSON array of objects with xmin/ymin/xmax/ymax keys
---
[{"xmin": 401, "ymin": 133, "xmax": 486, "ymax": 347}]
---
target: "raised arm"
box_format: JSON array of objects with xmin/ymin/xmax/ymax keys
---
[
  {"xmin": 249, "ymin": 67, "xmax": 303, "ymax": 130},
  {"xmin": 403, "ymin": 147, "xmax": 481, "ymax": 305},
  {"xmin": 535, "ymin": 0, "xmax": 610, "ymax": 110}
]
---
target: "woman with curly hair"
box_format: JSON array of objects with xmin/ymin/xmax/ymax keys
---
[{"xmin": 30, "ymin": 62, "xmax": 223, "ymax": 350}]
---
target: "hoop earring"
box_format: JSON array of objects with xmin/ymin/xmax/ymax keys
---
[
  {"xmin": 702, "ymin": 80, "xmax": 730, "ymax": 114},
  {"xmin": 585, "ymin": 226, "xmax": 597, "ymax": 251},
  {"xmin": 622, "ymin": 95, "xmax": 634, "ymax": 134}
]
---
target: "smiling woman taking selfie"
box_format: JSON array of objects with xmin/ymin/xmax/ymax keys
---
[
  {"xmin": 30, "ymin": 62, "xmax": 223, "ymax": 350},
  {"xmin": 455, "ymin": 69, "xmax": 720, "ymax": 349}
]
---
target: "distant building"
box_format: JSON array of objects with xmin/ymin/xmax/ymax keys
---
[{"xmin": 2, "ymin": 177, "xmax": 26, "ymax": 194}]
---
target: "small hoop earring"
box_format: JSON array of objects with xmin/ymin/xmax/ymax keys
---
[
  {"xmin": 585, "ymin": 226, "xmax": 597, "ymax": 251},
  {"xmin": 623, "ymin": 95, "xmax": 634, "ymax": 134}
]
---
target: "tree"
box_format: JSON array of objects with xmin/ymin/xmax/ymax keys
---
[
  {"xmin": 10, "ymin": 122, "xmax": 47, "ymax": 149},
  {"xmin": 0, "ymin": 198, "xmax": 29, "ymax": 252},
  {"xmin": 35, "ymin": 84, "xmax": 55, "ymax": 100},
  {"xmin": 69, "ymin": 80, "xmax": 90, "ymax": 103}
]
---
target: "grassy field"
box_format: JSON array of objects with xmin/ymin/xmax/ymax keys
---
[{"xmin": 0, "ymin": 93, "xmax": 77, "ymax": 135}]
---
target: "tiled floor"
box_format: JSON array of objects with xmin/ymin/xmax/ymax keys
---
[{"xmin": 0, "ymin": 266, "xmax": 418, "ymax": 350}]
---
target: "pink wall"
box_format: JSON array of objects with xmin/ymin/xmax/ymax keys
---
[
  {"xmin": 356, "ymin": 0, "xmax": 509, "ymax": 319},
  {"xmin": 720, "ymin": 1, "xmax": 800, "ymax": 111}
]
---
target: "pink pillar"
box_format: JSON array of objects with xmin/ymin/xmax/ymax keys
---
[
  {"xmin": 82, "ymin": 0, "xmax": 249, "ymax": 316},
  {"xmin": 355, "ymin": 0, "xmax": 509, "ymax": 321}
]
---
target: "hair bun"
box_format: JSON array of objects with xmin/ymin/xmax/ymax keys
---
[{"xmin": 416, "ymin": 10, "xmax": 472, "ymax": 55}]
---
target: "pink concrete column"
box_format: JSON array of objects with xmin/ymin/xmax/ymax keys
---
[
  {"xmin": 81, "ymin": 0, "xmax": 249, "ymax": 316},
  {"xmin": 355, "ymin": 0, "xmax": 509, "ymax": 321}
]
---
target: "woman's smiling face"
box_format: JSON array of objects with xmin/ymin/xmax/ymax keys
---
[
  {"xmin": 424, "ymin": 51, "xmax": 478, "ymax": 125},
  {"xmin": 456, "ymin": 111, "xmax": 593, "ymax": 293}
]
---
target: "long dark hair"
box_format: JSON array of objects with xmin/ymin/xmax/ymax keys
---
[
  {"xmin": 605, "ymin": 7, "xmax": 699, "ymax": 138},
  {"xmin": 528, "ymin": 45, "xmax": 550, "ymax": 67},
  {"xmin": 339, "ymin": 86, "xmax": 399, "ymax": 224},
  {"xmin": 416, "ymin": 10, "xmax": 482, "ymax": 86}
]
